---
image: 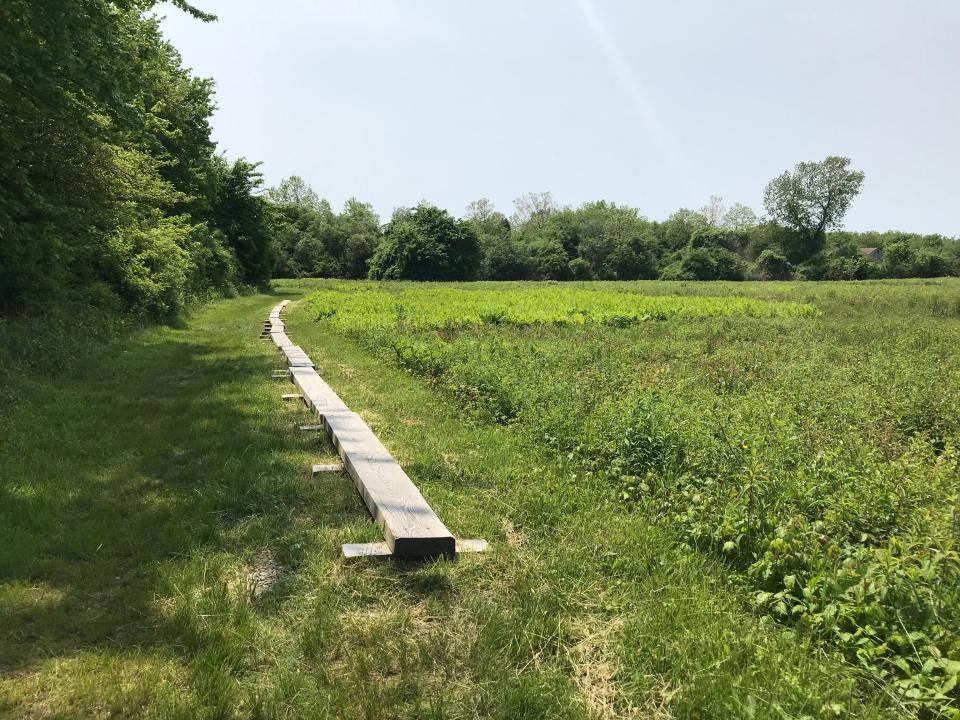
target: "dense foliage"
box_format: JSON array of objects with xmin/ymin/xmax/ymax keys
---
[
  {"xmin": 268, "ymin": 161, "xmax": 959, "ymax": 283},
  {"xmin": 3, "ymin": 4, "xmax": 956, "ymax": 315},
  {"xmin": 265, "ymin": 176, "xmax": 380, "ymax": 279},
  {"xmin": 301, "ymin": 279, "xmax": 960, "ymax": 716},
  {"xmin": 0, "ymin": 1, "xmax": 271, "ymax": 319},
  {"xmin": 368, "ymin": 205, "xmax": 481, "ymax": 281},
  {"xmin": 303, "ymin": 285, "xmax": 815, "ymax": 330}
]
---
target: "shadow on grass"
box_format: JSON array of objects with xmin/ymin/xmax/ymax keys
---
[{"xmin": 0, "ymin": 308, "xmax": 366, "ymax": 677}]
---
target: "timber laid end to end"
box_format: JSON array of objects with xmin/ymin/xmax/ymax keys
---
[{"xmin": 265, "ymin": 300, "xmax": 483, "ymax": 563}]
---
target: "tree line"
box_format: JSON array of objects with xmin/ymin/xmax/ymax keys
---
[
  {"xmin": 1, "ymin": 1, "xmax": 273, "ymax": 319},
  {"xmin": 270, "ymin": 157, "xmax": 959, "ymax": 283}
]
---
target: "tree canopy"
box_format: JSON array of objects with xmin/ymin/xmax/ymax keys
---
[
  {"xmin": 0, "ymin": 1, "xmax": 270, "ymax": 318},
  {"xmin": 368, "ymin": 204, "xmax": 481, "ymax": 281},
  {"xmin": 763, "ymin": 156, "xmax": 865, "ymax": 260}
]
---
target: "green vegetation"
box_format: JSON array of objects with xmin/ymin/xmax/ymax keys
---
[
  {"xmin": 0, "ymin": 1, "xmax": 270, "ymax": 319},
  {"xmin": 2, "ymin": 280, "xmax": 955, "ymax": 718},
  {"xmin": 301, "ymin": 284, "xmax": 816, "ymax": 332},
  {"xmin": 266, "ymin": 177, "xmax": 380, "ymax": 280},
  {"xmin": 368, "ymin": 205, "xmax": 482, "ymax": 281},
  {"xmin": 267, "ymin": 161, "xmax": 960, "ymax": 284},
  {"xmin": 2, "ymin": 4, "xmax": 958, "ymax": 718},
  {"xmin": 296, "ymin": 279, "xmax": 960, "ymax": 715},
  {"xmin": 2, "ymin": 0, "xmax": 954, "ymax": 323}
]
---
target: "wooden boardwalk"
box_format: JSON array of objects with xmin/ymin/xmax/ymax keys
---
[{"xmin": 264, "ymin": 301, "xmax": 484, "ymax": 559}]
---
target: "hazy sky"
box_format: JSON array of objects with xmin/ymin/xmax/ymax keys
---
[{"xmin": 160, "ymin": 1, "xmax": 960, "ymax": 234}]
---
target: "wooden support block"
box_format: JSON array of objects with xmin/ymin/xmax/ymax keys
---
[
  {"xmin": 341, "ymin": 538, "xmax": 488, "ymax": 559},
  {"xmin": 342, "ymin": 542, "xmax": 392, "ymax": 559},
  {"xmin": 323, "ymin": 408, "xmax": 455, "ymax": 558},
  {"xmin": 272, "ymin": 370, "xmax": 290, "ymax": 379},
  {"xmin": 456, "ymin": 539, "xmax": 489, "ymax": 554},
  {"xmin": 312, "ymin": 462, "xmax": 344, "ymax": 478},
  {"xmin": 281, "ymin": 393, "xmax": 302, "ymax": 402},
  {"xmin": 298, "ymin": 423, "xmax": 324, "ymax": 431}
]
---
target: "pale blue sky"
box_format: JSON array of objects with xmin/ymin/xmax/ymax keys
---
[{"xmin": 160, "ymin": 1, "xmax": 960, "ymax": 235}]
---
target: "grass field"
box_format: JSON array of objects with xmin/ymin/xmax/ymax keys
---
[{"xmin": 1, "ymin": 279, "xmax": 958, "ymax": 718}]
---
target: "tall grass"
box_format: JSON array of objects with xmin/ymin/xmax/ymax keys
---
[
  {"xmin": 295, "ymin": 278, "xmax": 960, "ymax": 716},
  {"xmin": 2, "ymin": 280, "xmax": 954, "ymax": 718}
]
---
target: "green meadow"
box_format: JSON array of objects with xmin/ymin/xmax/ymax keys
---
[{"xmin": 1, "ymin": 279, "xmax": 958, "ymax": 719}]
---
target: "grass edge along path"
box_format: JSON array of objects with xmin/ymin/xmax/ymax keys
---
[{"xmin": 0, "ymin": 286, "xmax": 895, "ymax": 718}]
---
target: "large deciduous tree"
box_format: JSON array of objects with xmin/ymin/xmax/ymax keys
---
[
  {"xmin": 511, "ymin": 191, "xmax": 556, "ymax": 232},
  {"xmin": 722, "ymin": 203, "xmax": 758, "ymax": 231},
  {"xmin": 763, "ymin": 156, "xmax": 864, "ymax": 262},
  {"xmin": 368, "ymin": 204, "xmax": 480, "ymax": 280}
]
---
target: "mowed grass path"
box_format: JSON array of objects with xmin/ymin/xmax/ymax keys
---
[{"xmin": 0, "ymin": 288, "xmax": 893, "ymax": 719}]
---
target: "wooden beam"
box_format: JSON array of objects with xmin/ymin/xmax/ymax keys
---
[
  {"xmin": 271, "ymin": 332, "xmax": 294, "ymax": 349},
  {"xmin": 265, "ymin": 300, "xmax": 473, "ymax": 559},
  {"xmin": 289, "ymin": 368, "xmax": 455, "ymax": 557},
  {"xmin": 322, "ymin": 407, "xmax": 455, "ymax": 558},
  {"xmin": 289, "ymin": 367, "xmax": 348, "ymax": 414}
]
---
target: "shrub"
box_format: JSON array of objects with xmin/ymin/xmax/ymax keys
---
[
  {"xmin": 668, "ymin": 247, "xmax": 747, "ymax": 281},
  {"xmin": 752, "ymin": 250, "xmax": 794, "ymax": 280},
  {"xmin": 481, "ymin": 236, "xmax": 531, "ymax": 280},
  {"xmin": 568, "ymin": 257, "xmax": 593, "ymax": 280}
]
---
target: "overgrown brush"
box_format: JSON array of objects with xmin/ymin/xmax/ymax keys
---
[{"xmin": 302, "ymin": 278, "xmax": 960, "ymax": 716}]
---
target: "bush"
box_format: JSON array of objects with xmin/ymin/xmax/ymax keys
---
[
  {"xmin": 752, "ymin": 249, "xmax": 794, "ymax": 280},
  {"xmin": 665, "ymin": 247, "xmax": 747, "ymax": 281},
  {"xmin": 526, "ymin": 239, "xmax": 570, "ymax": 280},
  {"xmin": 609, "ymin": 235, "xmax": 658, "ymax": 280},
  {"xmin": 480, "ymin": 236, "xmax": 531, "ymax": 280},
  {"xmin": 568, "ymin": 257, "xmax": 593, "ymax": 280},
  {"xmin": 882, "ymin": 242, "xmax": 917, "ymax": 279},
  {"xmin": 826, "ymin": 256, "xmax": 875, "ymax": 280}
]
